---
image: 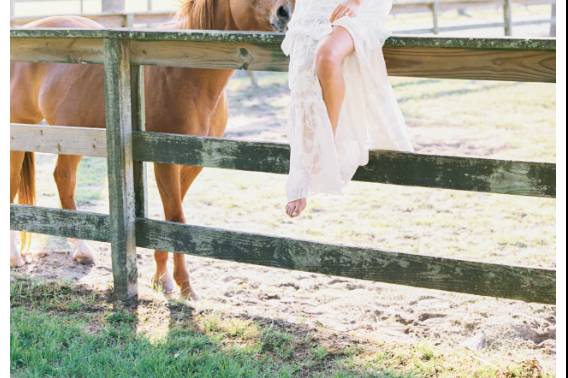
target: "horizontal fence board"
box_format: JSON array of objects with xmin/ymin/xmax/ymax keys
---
[
  {"xmin": 10, "ymin": 205, "xmax": 110, "ymax": 242},
  {"xmin": 9, "ymin": 125, "xmax": 556, "ymax": 197},
  {"xmin": 10, "ymin": 124, "xmax": 107, "ymax": 156},
  {"xmin": 383, "ymin": 46, "xmax": 554, "ymax": 82},
  {"xmin": 11, "ymin": 36, "xmax": 105, "ymax": 64},
  {"xmin": 10, "ymin": 30, "xmax": 556, "ymax": 82},
  {"xmin": 136, "ymin": 218, "xmax": 555, "ymax": 304},
  {"xmin": 397, "ymin": 17, "xmax": 554, "ymax": 34},
  {"xmin": 133, "ymin": 131, "xmax": 556, "ymax": 198},
  {"xmin": 9, "ymin": 205, "xmax": 556, "ymax": 304}
]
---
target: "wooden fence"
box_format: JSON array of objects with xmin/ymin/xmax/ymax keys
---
[
  {"xmin": 10, "ymin": 29, "xmax": 556, "ymax": 304},
  {"xmin": 10, "ymin": 0, "xmax": 557, "ymax": 36}
]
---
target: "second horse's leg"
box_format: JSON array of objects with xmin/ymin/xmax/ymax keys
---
[
  {"xmin": 154, "ymin": 163, "xmax": 198, "ymax": 299},
  {"xmin": 53, "ymin": 154, "xmax": 95, "ymax": 264},
  {"xmin": 10, "ymin": 150, "xmax": 26, "ymax": 267}
]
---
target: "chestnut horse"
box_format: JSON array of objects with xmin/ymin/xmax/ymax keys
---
[{"xmin": 10, "ymin": 0, "xmax": 293, "ymax": 299}]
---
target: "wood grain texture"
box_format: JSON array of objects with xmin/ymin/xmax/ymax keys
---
[
  {"xmin": 504, "ymin": 0, "xmax": 513, "ymax": 36},
  {"xmin": 104, "ymin": 38, "xmax": 138, "ymax": 301},
  {"xmin": 136, "ymin": 218, "xmax": 555, "ymax": 304},
  {"xmin": 10, "ymin": 124, "xmax": 106, "ymax": 156},
  {"xmin": 9, "ymin": 205, "xmax": 556, "ymax": 304},
  {"xmin": 130, "ymin": 64, "xmax": 148, "ymax": 218},
  {"xmin": 382, "ymin": 46, "xmax": 555, "ymax": 82},
  {"xmin": 9, "ymin": 125, "xmax": 555, "ymax": 197},
  {"xmin": 10, "ymin": 205, "xmax": 110, "ymax": 242},
  {"xmin": 10, "ymin": 37, "xmax": 104, "ymax": 64},
  {"xmin": 10, "ymin": 30, "xmax": 556, "ymax": 82},
  {"xmin": 132, "ymin": 131, "xmax": 556, "ymax": 198}
]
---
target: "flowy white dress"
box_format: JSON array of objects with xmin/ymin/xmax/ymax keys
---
[{"xmin": 281, "ymin": 0, "xmax": 414, "ymax": 201}]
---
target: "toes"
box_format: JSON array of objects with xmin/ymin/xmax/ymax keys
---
[{"xmin": 285, "ymin": 202, "xmax": 294, "ymax": 217}]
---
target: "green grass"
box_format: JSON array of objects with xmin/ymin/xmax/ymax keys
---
[{"xmin": 10, "ymin": 279, "xmax": 553, "ymax": 377}]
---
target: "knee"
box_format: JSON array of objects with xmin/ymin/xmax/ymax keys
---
[
  {"xmin": 315, "ymin": 45, "xmax": 342, "ymax": 78},
  {"xmin": 53, "ymin": 166, "xmax": 70, "ymax": 185}
]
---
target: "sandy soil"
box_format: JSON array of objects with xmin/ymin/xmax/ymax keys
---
[{"xmin": 11, "ymin": 241, "xmax": 556, "ymax": 373}]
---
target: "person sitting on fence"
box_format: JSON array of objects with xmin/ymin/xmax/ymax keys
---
[{"xmin": 282, "ymin": 0, "xmax": 413, "ymax": 217}]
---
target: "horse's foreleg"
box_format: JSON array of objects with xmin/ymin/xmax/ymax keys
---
[
  {"xmin": 154, "ymin": 163, "xmax": 183, "ymax": 296},
  {"xmin": 175, "ymin": 165, "xmax": 204, "ymax": 300},
  {"xmin": 10, "ymin": 150, "xmax": 26, "ymax": 267},
  {"xmin": 53, "ymin": 154, "xmax": 94, "ymax": 265}
]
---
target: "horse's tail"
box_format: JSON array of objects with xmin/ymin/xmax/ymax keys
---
[{"xmin": 18, "ymin": 151, "xmax": 35, "ymax": 253}]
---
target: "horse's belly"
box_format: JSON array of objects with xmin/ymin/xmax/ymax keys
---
[{"xmin": 39, "ymin": 64, "xmax": 106, "ymax": 128}]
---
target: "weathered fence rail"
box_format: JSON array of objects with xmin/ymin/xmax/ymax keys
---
[
  {"xmin": 10, "ymin": 28, "xmax": 556, "ymax": 304},
  {"xmin": 11, "ymin": 124, "xmax": 556, "ymax": 197},
  {"xmin": 11, "ymin": 205, "xmax": 556, "ymax": 304},
  {"xmin": 10, "ymin": 29, "xmax": 556, "ymax": 82}
]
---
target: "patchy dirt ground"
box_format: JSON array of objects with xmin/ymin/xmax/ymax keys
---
[{"xmin": 11, "ymin": 73, "xmax": 556, "ymax": 374}]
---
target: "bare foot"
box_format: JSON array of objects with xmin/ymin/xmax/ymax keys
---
[{"xmin": 286, "ymin": 198, "xmax": 307, "ymax": 217}]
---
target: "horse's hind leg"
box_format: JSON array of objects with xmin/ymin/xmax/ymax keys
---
[
  {"xmin": 10, "ymin": 151, "xmax": 27, "ymax": 267},
  {"xmin": 153, "ymin": 163, "xmax": 199, "ymax": 299},
  {"xmin": 53, "ymin": 154, "xmax": 95, "ymax": 265},
  {"xmin": 175, "ymin": 165, "xmax": 203, "ymax": 299}
]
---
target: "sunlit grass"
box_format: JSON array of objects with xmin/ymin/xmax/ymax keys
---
[{"xmin": 11, "ymin": 279, "xmax": 553, "ymax": 377}]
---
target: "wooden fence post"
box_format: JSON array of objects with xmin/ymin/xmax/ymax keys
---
[
  {"xmin": 549, "ymin": 3, "xmax": 556, "ymax": 37},
  {"xmin": 103, "ymin": 37, "xmax": 138, "ymax": 301},
  {"xmin": 503, "ymin": 0, "xmax": 513, "ymax": 36},
  {"xmin": 431, "ymin": 0, "xmax": 440, "ymax": 35},
  {"xmin": 131, "ymin": 64, "xmax": 148, "ymax": 218},
  {"xmin": 102, "ymin": 0, "xmax": 125, "ymax": 12}
]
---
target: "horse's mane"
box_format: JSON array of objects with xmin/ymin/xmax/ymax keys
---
[{"xmin": 176, "ymin": 0, "xmax": 217, "ymax": 29}]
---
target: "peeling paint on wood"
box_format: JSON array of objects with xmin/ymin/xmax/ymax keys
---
[
  {"xmin": 132, "ymin": 132, "xmax": 556, "ymax": 198},
  {"xmin": 10, "ymin": 205, "xmax": 110, "ymax": 242},
  {"xmin": 9, "ymin": 205, "xmax": 556, "ymax": 304},
  {"xmin": 9, "ymin": 125, "xmax": 555, "ymax": 197},
  {"xmin": 10, "ymin": 29, "xmax": 556, "ymax": 51},
  {"xmin": 135, "ymin": 218, "xmax": 555, "ymax": 304},
  {"xmin": 10, "ymin": 30, "xmax": 556, "ymax": 82},
  {"xmin": 104, "ymin": 38, "xmax": 138, "ymax": 301}
]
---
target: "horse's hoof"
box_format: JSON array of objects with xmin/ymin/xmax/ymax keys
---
[
  {"xmin": 10, "ymin": 255, "xmax": 26, "ymax": 268},
  {"xmin": 72, "ymin": 250, "xmax": 94, "ymax": 265},
  {"xmin": 152, "ymin": 274, "xmax": 174, "ymax": 294},
  {"xmin": 179, "ymin": 284, "xmax": 199, "ymax": 301},
  {"xmin": 71, "ymin": 240, "xmax": 95, "ymax": 265}
]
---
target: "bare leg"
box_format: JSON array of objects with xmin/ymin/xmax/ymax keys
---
[
  {"xmin": 286, "ymin": 26, "xmax": 355, "ymax": 218},
  {"xmin": 53, "ymin": 154, "xmax": 95, "ymax": 264}
]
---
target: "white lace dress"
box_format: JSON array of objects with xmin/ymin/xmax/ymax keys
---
[{"xmin": 281, "ymin": 0, "xmax": 414, "ymax": 201}]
